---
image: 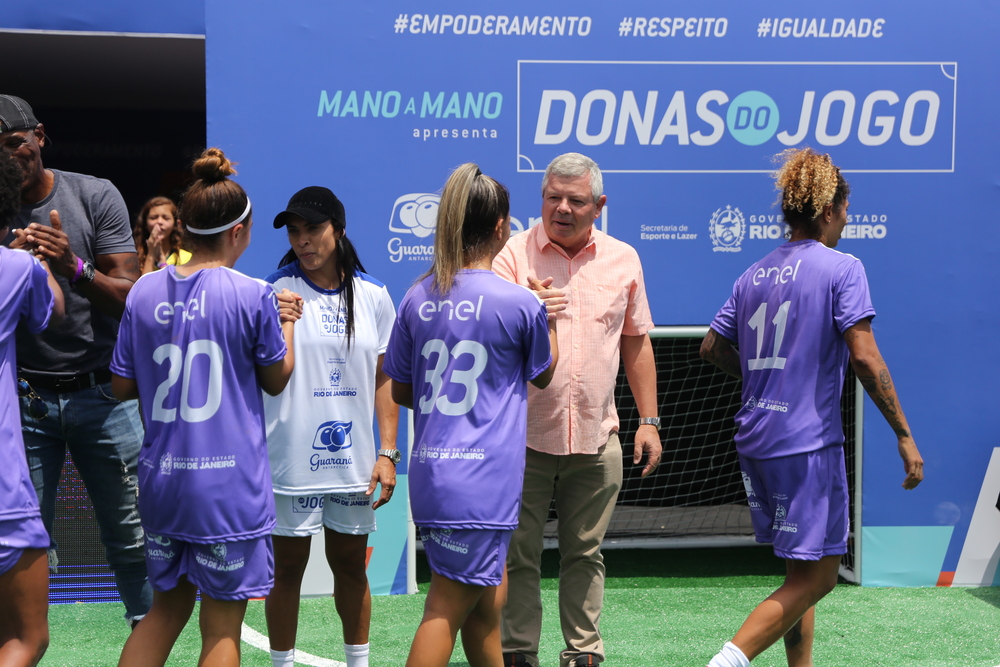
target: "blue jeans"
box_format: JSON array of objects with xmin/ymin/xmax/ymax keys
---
[{"xmin": 21, "ymin": 380, "xmax": 152, "ymax": 622}]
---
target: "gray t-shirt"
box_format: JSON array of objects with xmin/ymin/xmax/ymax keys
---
[{"xmin": 14, "ymin": 169, "xmax": 136, "ymax": 374}]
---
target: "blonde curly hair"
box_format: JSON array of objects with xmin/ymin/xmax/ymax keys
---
[{"xmin": 772, "ymin": 148, "xmax": 849, "ymax": 228}]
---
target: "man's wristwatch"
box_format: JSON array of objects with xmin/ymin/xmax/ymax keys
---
[
  {"xmin": 638, "ymin": 417, "xmax": 661, "ymax": 429},
  {"xmin": 377, "ymin": 448, "xmax": 402, "ymax": 465}
]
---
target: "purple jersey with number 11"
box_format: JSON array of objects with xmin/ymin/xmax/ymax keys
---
[
  {"xmin": 111, "ymin": 266, "xmax": 286, "ymax": 543},
  {"xmin": 710, "ymin": 240, "xmax": 875, "ymax": 460},
  {"xmin": 383, "ymin": 269, "xmax": 551, "ymax": 530}
]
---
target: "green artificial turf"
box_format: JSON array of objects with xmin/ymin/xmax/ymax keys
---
[{"xmin": 42, "ymin": 547, "xmax": 1000, "ymax": 666}]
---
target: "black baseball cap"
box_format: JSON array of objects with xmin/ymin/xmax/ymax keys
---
[
  {"xmin": 273, "ymin": 186, "xmax": 346, "ymax": 230},
  {"xmin": 0, "ymin": 95, "xmax": 39, "ymax": 133}
]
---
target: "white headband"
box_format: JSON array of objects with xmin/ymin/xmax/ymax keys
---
[{"xmin": 186, "ymin": 198, "xmax": 251, "ymax": 235}]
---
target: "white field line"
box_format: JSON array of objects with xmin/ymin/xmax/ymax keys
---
[{"xmin": 241, "ymin": 622, "xmax": 345, "ymax": 667}]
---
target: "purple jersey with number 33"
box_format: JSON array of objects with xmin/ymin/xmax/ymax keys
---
[
  {"xmin": 383, "ymin": 269, "xmax": 551, "ymax": 530},
  {"xmin": 710, "ymin": 240, "xmax": 875, "ymax": 459},
  {"xmin": 111, "ymin": 266, "xmax": 286, "ymax": 542}
]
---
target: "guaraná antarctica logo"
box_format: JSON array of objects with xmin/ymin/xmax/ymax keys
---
[
  {"xmin": 312, "ymin": 420, "xmax": 354, "ymax": 453},
  {"xmin": 388, "ymin": 193, "xmax": 438, "ymax": 263},
  {"xmin": 386, "ymin": 191, "xmax": 538, "ymax": 263},
  {"xmin": 709, "ymin": 205, "xmax": 746, "ymax": 252}
]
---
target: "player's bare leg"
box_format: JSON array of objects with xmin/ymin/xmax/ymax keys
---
[
  {"xmin": 729, "ymin": 555, "xmax": 839, "ymax": 662},
  {"xmin": 198, "ymin": 595, "xmax": 248, "ymax": 667},
  {"xmin": 118, "ymin": 579, "xmax": 197, "ymax": 667},
  {"xmin": 0, "ymin": 549, "xmax": 49, "ymax": 667},
  {"xmin": 326, "ymin": 530, "xmax": 372, "ymax": 646},
  {"xmin": 405, "ymin": 573, "xmax": 497, "ymax": 667},
  {"xmin": 265, "ymin": 535, "xmax": 311, "ymax": 651},
  {"xmin": 783, "ymin": 605, "xmax": 815, "ymax": 667},
  {"xmin": 460, "ymin": 568, "xmax": 507, "ymax": 667}
]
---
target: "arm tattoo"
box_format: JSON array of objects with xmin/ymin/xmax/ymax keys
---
[
  {"xmin": 862, "ymin": 365, "xmax": 909, "ymax": 437},
  {"xmin": 121, "ymin": 254, "xmax": 140, "ymax": 283},
  {"xmin": 878, "ymin": 369, "xmax": 892, "ymax": 391},
  {"xmin": 702, "ymin": 330, "xmax": 742, "ymax": 379}
]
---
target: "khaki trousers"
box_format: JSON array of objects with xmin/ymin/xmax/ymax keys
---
[{"xmin": 501, "ymin": 435, "xmax": 623, "ymax": 667}]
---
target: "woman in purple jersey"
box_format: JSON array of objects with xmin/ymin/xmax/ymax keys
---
[
  {"xmin": 112, "ymin": 149, "xmax": 297, "ymax": 667},
  {"xmin": 0, "ymin": 156, "xmax": 63, "ymax": 667},
  {"xmin": 384, "ymin": 163, "xmax": 561, "ymax": 667},
  {"xmin": 700, "ymin": 148, "xmax": 924, "ymax": 667}
]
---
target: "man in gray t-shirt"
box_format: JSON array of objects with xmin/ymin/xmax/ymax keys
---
[{"xmin": 0, "ymin": 94, "xmax": 151, "ymax": 626}]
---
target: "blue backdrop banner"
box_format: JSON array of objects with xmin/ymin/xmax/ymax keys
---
[{"xmin": 206, "ymin": 0, "xmax": 1000, "ymax": 588}]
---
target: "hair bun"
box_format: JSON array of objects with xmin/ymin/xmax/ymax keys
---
[{"xmin": 191, "ymin": 147, "xmax": 238, "ymax": 183}]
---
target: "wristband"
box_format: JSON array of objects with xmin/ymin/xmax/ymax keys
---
[{"xmin": 69, "ymin": 257, "xmax": 85, "ymax": 284}]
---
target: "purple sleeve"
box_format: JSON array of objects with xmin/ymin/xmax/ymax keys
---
[
  {"xmin": 833, "ymin": 259, "xmax": 876, "ymax": 333},
  {"xmin": 254, "ymin": 287, "xmax": 287, "ymax": 366},
  {"xmin": 382, "ymin": 294, "xmax": 414, "ymax": 384},
  {"xmin": 710, "ymin": 281, "xmax": 740, "ymax": 342},
  {"xmin": 523, "ymin": 301, "xmax": 552, "ymax": 381},
  {"xmin": 21, "ymin": 258, "xmax": 54, "ymax": 334},
  {"xmin": 110, "ymin": 299, "xmax": 136, "ymax": 379}
]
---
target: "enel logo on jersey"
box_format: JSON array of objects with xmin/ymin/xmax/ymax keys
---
[
  {"xmin": 154, "ymin": 290, "xmax": 207, "ymax": 324},
  {"xmin": 312, "ymin": 420, "xmax": 354, "ymax": 452}
]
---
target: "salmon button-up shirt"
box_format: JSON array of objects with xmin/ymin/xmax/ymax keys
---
[{"xmin": 493, "ymin": 224, "xmax": 653, "ymax": 456}]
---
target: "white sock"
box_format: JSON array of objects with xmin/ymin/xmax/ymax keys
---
[
  {"xmin": 707, "ymin": 641, "xmax": 750, "ymax": 667},
  {"xmin": 345, "ymin": 643, "xmax": 370, "ymax": 667},
  {"xmin": 270, "ymin": 648, "xmax": 295, "ymax": 667}
]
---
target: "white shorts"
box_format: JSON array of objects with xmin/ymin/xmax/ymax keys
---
[{"xmin": 272, "ymin": 492, "xmax": 376, "ymax": 537}]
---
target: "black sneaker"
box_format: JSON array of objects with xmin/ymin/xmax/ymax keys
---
[
  {"xmin": 570, "ymin": 653, "xmax": 603, "ymax": 666},
  {"xmin": 502, "ymin": 652, "xmax": 530, "ymax": 667}
]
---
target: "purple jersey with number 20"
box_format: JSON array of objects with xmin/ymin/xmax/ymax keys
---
[
  {"xmin": 383, "ymin": 269, "xmax": 551, "ymax": 530},
  {"xmin": 710, "ymin": 240, "xmax": 875, "ymax": 459},
  {"xmin": 111, "ymin": 266, "xmax": 286, "ymax": 542}
]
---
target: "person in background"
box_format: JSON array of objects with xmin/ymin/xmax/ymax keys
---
[
  {"xmin": 384, "ymin": 163, "xmax": 560, "ymax": 667},
  {"xmin": 263, "ymin": 186, "xmax": 398, "ymax": 667},
  {"xmin": 112, "ymin": 148, "xmax": 296, "ymax": 666},
  {"xmin": 699, "ymin": 147, "xmax": 923, "ymax": 667},
  {"xmin": 0, "ymin": 92, "xmax": 151, "ymax": 628},
  {"xmin": 133, "ymin": 196, "xmax": 189, "ymax": 274},
  {"xmin": 494, "ymin": 152, "xmax": 661, "ymax": 667}
]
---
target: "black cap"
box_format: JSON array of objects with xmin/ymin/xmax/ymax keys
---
[
  {"xmin": 0, "ymin": 95, "xmax": 39, "ymax": 133},
  {"xmin": 273, "ymin": 186, "xmax": 346, "ymax": 230}
]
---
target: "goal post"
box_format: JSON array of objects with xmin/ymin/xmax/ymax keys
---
[{"xmin": 556, "ymin": 326, "xmax": 861, "ymax": 578}]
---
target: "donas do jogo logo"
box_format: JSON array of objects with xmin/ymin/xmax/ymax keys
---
[
  {"xmin": 387, "ymin": 192, "xmax": 532, "ymax": 263},
  {"xmin": 518, "ymin": 61, "xmax": 955, "ymax": 173}
]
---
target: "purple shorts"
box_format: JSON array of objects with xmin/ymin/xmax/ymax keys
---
[
  {"xmin": 0, "ymin": 515, "xmax": 49, "ymax": 576},
  {"xmin": 144, "ymin": 532, "xmax": 274, "ymax": 601},
  {"xmin": 420, "ymin": 527, "xmax": 512, "ymax": 587},
  {"xmin": 739, "ymin": 446, "xmax": 849, "ymax": 561}
]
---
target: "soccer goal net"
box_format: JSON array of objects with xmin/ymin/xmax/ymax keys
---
[{"xmin": 544, "ymin": 326, "xmax": 861, "ymax": 581}]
